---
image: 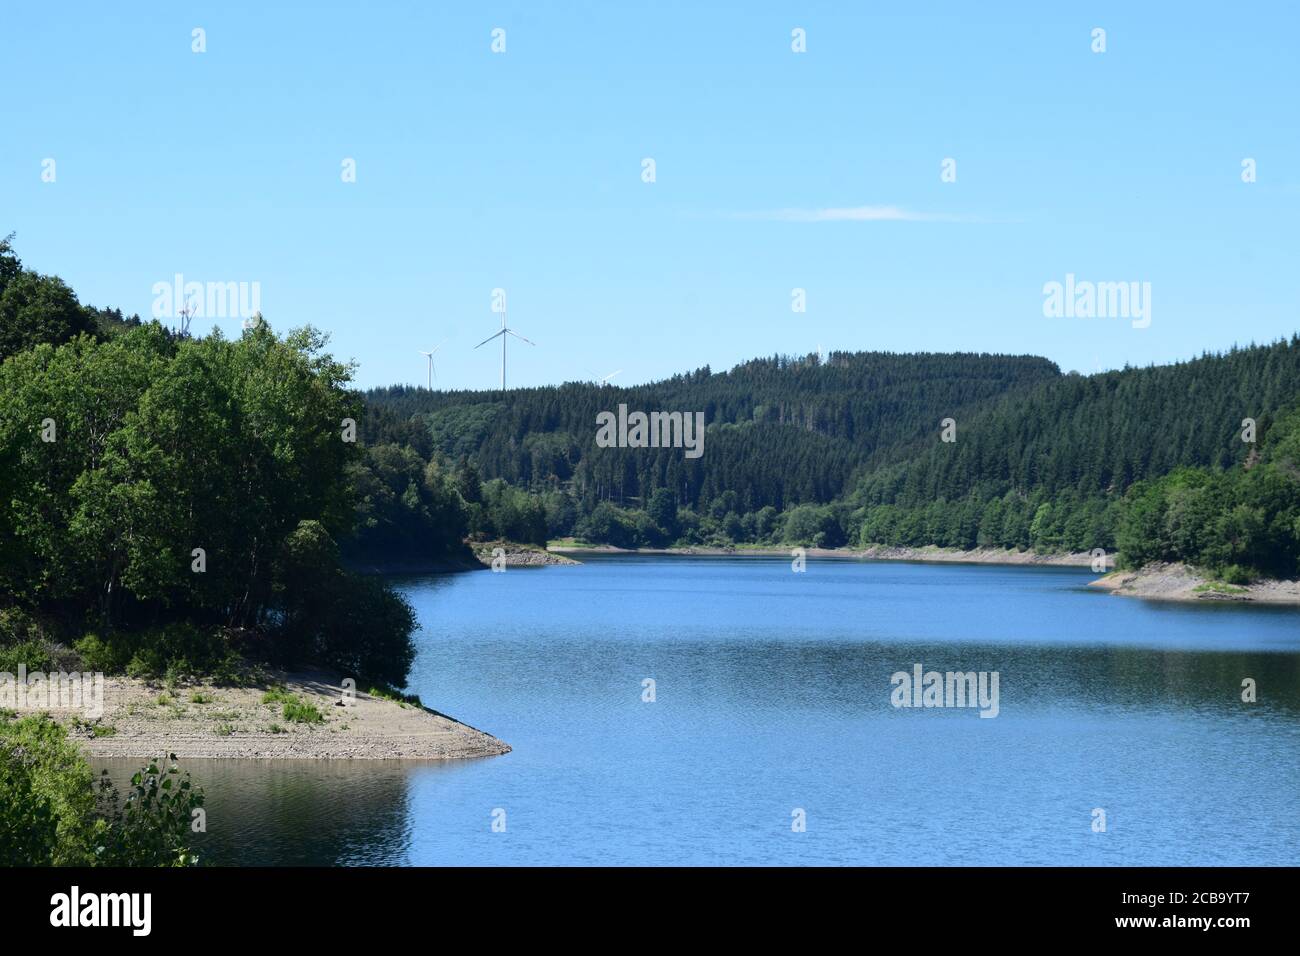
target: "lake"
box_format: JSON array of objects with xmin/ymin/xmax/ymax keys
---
[{"xmin": 133, "ymin": 555, "xmax": 1300, "ymax": 866}]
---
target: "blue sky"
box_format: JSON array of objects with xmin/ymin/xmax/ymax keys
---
[{"xmin": 3, "ymin": 2, "xmax": 1297, "ymax": 390}]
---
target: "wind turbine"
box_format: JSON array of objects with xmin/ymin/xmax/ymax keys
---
[
  {"xmin": 175, "ymin": 298, "xmax": 197, "ymax": 339},
  {"xmin": 588, "ymin": 368, "xmax": 622, "ymax": 386},
  {"xmin": 418, "ymin": 341, "xmax": 446, "ymax": 389},
  {"xmin": 474, "ymin": 308, "xmax": 534, "ymax": 391}
]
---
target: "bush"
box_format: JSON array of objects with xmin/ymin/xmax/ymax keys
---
[
  {"xmin": 274, "ymin": 523, "xmax": 417, "ymax": 685},
  {"xmin": 1215, "ymin": 564, "xmax": 1254, "ymax": 586},
  {"xmin": 93, "ymin": 754, "xmax": 204, "ymax": 866},
  {"xmin": 0, "ymin": 714, "xmax": 203, "ymax": 866},
  {"xmin": 73, "ymin": 633, "xmax": 122, "ymax": 673},
  {"xmin": 0, "ymin": 714, "xmax": 95, "ymax": 865},
  {"xmin": 0, "ymin": 607, "xmax": 40, "ymax": 645},
  {"xmin": 0, "ymin": 639, "xmax": 55, "ymax": 673},
  {"xmin": 75, "ymin": 625, "xmax": 240, "ymax": 681},
  {"xmin": 309, "ymin": 575, "xmax": 416, "ymax": 688},
  {"xmin": 576, "ymin": 501, "xmax": 639, "ymax": 548}
]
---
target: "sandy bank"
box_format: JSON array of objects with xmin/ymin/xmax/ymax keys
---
[
  {"xmin": 51, "ymin": 670, "xmax": 510, "ymax": 761},
  {"xmin": 1089, "ymin": 562, "xmax": 1300, "ymax": 605}
]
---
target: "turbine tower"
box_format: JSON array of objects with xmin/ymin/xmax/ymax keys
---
[
  {"xmin": 474, "ymin": 308, "xmax": 534, "ymax": 391},
  {"xmin": 418, "ymin": 342, "xmax": 446, "ymax": 389}
]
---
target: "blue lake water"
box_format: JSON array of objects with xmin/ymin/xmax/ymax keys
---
[{"xmin": 165, "ymin": 555, "xmax": 1300, "ymax": 866}]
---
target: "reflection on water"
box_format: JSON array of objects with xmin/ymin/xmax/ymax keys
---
[
  {"xmin": 98, "ymin": 557, "xmax": 1300, "ymax": 866},
  {"xmin": 95, "ymin": 757, "xmax": 420, "ymax": 866}
]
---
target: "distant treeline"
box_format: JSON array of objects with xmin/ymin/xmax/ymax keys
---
[
  {"xmin": 362, "ymin": 351, "xmax": 1060, "ymax": 512},
  {"xmin": 364, "ymin": 335, "xmax": 1300, "ymax": 581}
]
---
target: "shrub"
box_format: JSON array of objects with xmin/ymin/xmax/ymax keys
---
[
  {"xmin": 0, "ymin": 714, "xmax": 202, "ymax": 865},
  {"xmin": 0, "ymin": 639, "xmax": 55, "ymax": 673},
  {"xmin": 281, "ymin": 698, "xmax": 324, "ymax": 724},
  {"xmin": 1215, "ymin": 564, "xmax": 1254, "ymax": 586},
  {"xmin": 73, "ymin": 633, "xmax": 124, "ymax": 672},
  {"xmin": 76, "ymin": 625, "xmax": 242, "ymax": 682},
  {"xmin": 93, "ymin": 754, "xmax": 204, "ymax": 866},
  {"xmin": 0, "ymin": 714, "xmax": 96, "ymax": 865}
]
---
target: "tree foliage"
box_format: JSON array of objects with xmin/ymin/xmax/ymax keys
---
[{"xmin": 0, "ymin": 250, "xmax": 425, "ymax": 684}]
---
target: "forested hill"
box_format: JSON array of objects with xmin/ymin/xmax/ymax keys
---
[
  {"xmin": 363, "ymin": 336, "xmax": 1300, "ymax": 580},
  {"xmin": 852, "ymin": 336, "xmax": 1300, "ymax": 509},
  {"xmin": 363, "ymin": 351, "xmax": 1060, "ymax": 513}
]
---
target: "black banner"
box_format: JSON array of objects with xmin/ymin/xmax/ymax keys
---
[{"xmin": 2, "ymin": 866, "xmax": 1287, "ymax": 940}]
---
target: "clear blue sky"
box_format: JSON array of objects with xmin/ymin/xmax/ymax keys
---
[{"xmin": 3, "ymin": 2, "xmax": 1297, "ymax": 390}]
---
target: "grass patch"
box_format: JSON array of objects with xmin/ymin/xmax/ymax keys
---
[
  {"xmin": 261, "ymin": 686, "xmax": 294, "ymax": 706},
  {"xmin": 367, "ymin": 684, "xmax": 423, "ymax": 708},
  {"xmin": 214, "ymin": 723, "xmax": 235, "ymax": 737},
  {"xmin": 189, "ymin": 692, "xmax": 213, "ymax": 704},
  {"xmin": 70, "ymin": 718, "xmax": 117, "ymax": 738},
  {"xmin": 1193, "ymin": 581, "xmax": 1249, "ymax": 595},
  {"xmin": 281, "ymin": 698, "xmax": 324, "ymax": 724}
]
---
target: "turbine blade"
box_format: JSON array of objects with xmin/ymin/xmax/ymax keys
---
[
  {"xmin": 506, "ymin": 329, "xmax": 536, "ymax": 346},
  {"xmin": 474, "ymin": 330, "xmax": 505, "ymax": 348}
]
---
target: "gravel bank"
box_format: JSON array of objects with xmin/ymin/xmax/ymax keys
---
[
  {"xmin": 54, "ymin": 670, "xmax": 510, "ymax": 761},
  {"xmin": 1089, "ymin": 562, "xmax": 1300, "ymax": 605},
  {"xmin": 476, "ymin": 543, "xmax": 580, "ymax": 566},
  {"xmin": 552, "ymin": 543, "xmax": 1094, "ymax": 566}
]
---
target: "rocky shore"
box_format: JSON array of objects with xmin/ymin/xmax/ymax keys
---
[
  {"xmin": 476, "ymin": 543, "xmax": 580, "ymax": 566},
  {"xmin": 552, "ymin": 542, "xmax": 1093, "ymax": 566},
  {"xmin": 1089, "ymin": 562, "xmax": 1300, "ymax": 605}
]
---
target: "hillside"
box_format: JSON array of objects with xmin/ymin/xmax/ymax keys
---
[
  {"xmin": 363, "ymin": 337, "xmax": 1300, "ymax": 579},
  {"xmin": 363, "ymin": 351, "xmax": 1060, "ymax": 513}
]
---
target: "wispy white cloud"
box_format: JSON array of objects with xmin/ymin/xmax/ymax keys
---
[{"xmin": 738, "ymin": 205, "xmax": 980, "ymax": 223}]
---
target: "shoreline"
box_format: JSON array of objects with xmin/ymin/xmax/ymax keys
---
[
  {"xmin": 474, "ymin": 542, "xmax": 580, "ymax": 567},
  {"xmin": 550, "ymin": 543, "xmax": 1300, "ymax": 605},
  {"xmin": 48, "ymin": 669, "xmax": 510, "ymax": 761},
  {"xmin": 1089, "ymin": 562, "xmax": 1300, "ymax": 606},
  {"xmin": 550, "ymin": 542, "xmax": 1095, "ymax": 567}
]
